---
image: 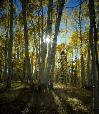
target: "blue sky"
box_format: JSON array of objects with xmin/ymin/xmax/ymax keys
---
[
  {"xmin": 14, "ymin": 0, "xmax": 80, "ymax": 14},
  {"xmin": 57, "ymin": 0, "xmax": 80, "ymax": 44},
  {"xmin": 13, "ymin": 0, "xmax": 80, "ymax": 44},
  {"xmin": 66, "ymin": 0, "xmax": 80, "ymax": 15}
]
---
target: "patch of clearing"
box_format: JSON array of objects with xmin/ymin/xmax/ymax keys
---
[
  {"xmin": 52, "ymin": 91, "xmax": 68, "ymax": 114},
  {"xmin": 54, "ymin": 83, "xmax": 66, "ymax": 89},
  {"xmin": 67, "ymin": 97, "xmax": 88, "ymax": 112}
]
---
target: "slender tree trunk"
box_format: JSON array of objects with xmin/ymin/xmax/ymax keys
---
[
  {"xmin": 16, "ymin": 40, "xmax": 19, "ymax": 61},
  {"xmin": 74, "ymin": 48, "xmax": 78, "ymax": 85},
  {"xmin": 89, "ymin": 28, "xmax": 99, "ymax": 114},
  {"xmin": 46, "ymin": 0, "xmax": 53, "ymax": 82},
  {"xmin": 71, "ymin": 49, "xmax": 73, "ymax": 83},
  {"xmin": 47, "ymin": 0, "xmax": 53, "ymax": 34},
  {"xmin": 89, "ymin": 0, "xmax": 99, "ymax": 113},
  {"xmin": 50, "ymin": 0, "xmax": 65, "ymax": 80},
  {"xmin": 87, "ymin": 44, "xmax": 92, "ymax": 86},
  {"xmin": 7, "ymin": 0, "xmax": 13, "ymax": 88},
  {"xmin": 39, "ymin": 0, "xmax": 48, "ymax": 86},
  {"xmin": 65, "ymin": 50, "xmax": 67, "ymax": 84},
  {"xmin": 22, "ymin": 0, "xmax": 31, "ymax": 82},
  {"xmin": 79, "ymin": 0, "xmax": 83, "ymax": 87},
  {"xmin": 4, "ymin": 32, "xmax": 8, "ymax": 81},
  {"xmin": 37, "ymin": 10, "xmax": 41, "ymax": 81},
  {"xmin": 89, "ymin": 0, "xmax": 99, "ymax": 92}
]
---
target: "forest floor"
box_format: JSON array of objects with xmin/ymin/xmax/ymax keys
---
[{"xmin": 0, "ymin": 81, "xmax": 92, "ymax": 114}]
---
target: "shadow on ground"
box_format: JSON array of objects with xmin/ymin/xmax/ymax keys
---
[{"xmin": 0, "ymin": 82, "xmax": 92, "ymax": 114}]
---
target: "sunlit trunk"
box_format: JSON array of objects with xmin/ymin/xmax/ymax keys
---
[
  {"xmin": 38, "ymin": 0, "xmax": 48, "ymax": 86},
  {"xmin": 50, "ymin": 0, "xmax": 65, "ymax": 81},
  {"xmin": 79, "ymin": 1, "xmax": 85, "ymax": 87},
  {"xmin": 4, "ymin": 32, "xmax": 8, "ymax": 81},
  {"xmin": 71, "ymin": 49, "xmax": 73, "ymax": 83},
  {"xmin": 46, "ymin": 0, "xmax": 53, "ymax": 83},
  {"xmin": 74, "ymin": 47, "xmax": 78, "ymax": 84}
]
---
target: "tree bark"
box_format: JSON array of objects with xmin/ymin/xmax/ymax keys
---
[
  {"xmin": 46, "ymin": 0, "xmax": 53, "ymax": 82},
  {"xmin": 89, "ymin": 0, "xmax": 99, "ymax": 113},
  {"xmin": 7, "ymin": 0, "xmax": 13, "ymax": 88},
  {"xmin": 50, "ymin": 0, "xmax": 65, "ymax": 80},
  {"xmin": 87, "ymin": 44, "xmax": 92, "ymax": 86},
  {"xmin": 79, "ymin": 0, "xmax": 85, "ymax": 87},
  {"xmin": 22, "ymin": 0, "xmax": 31, "ymax": 82},
  {"xmin": 89, "ymin": 0, "xmax": 99, "ymax": 91}
]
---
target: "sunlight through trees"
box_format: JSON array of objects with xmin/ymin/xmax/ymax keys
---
[{"xmin": 0, "ymin": 0, "xmax": 99, "ymax": 114}]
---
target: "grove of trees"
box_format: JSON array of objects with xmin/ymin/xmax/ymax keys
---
[{"xmin": 0, "ymin": 0, "xmax": 99, "ymax": 114}]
